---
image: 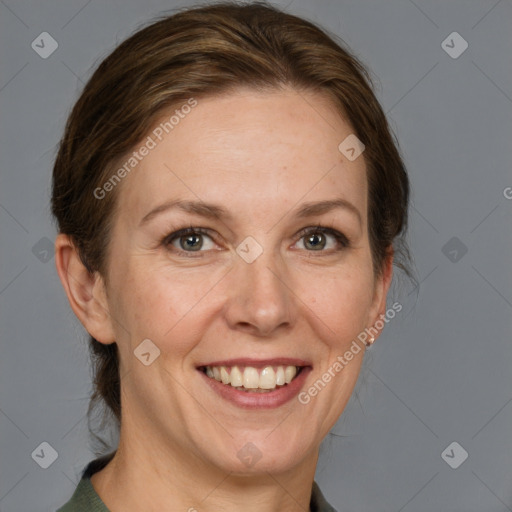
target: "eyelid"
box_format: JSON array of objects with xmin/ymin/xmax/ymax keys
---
[{"xmin": 163, "ymin": 226, "xmax": 215, "ymax": 242}]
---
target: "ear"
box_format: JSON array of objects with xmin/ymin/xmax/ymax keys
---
[
  {"xmin": 367, "ymin": 247, "xmax": 394, "ymax": 341},
  {"xmin": 54, "ymin": 233, "xmax": 116, "ymax": 344}
]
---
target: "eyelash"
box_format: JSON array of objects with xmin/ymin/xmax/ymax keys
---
[{"xmin": 161, "ymin": 225, "xmax": 350, "ymax": 258}]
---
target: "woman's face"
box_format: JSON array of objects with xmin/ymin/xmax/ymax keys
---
[{"xmin": 99, "ymin": 87, "xmax": 391, "ymax": 475}]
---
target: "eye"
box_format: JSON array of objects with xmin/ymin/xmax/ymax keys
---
[
  {"xmin": 294, "ymin": 226, "xmax": 349, "ymax": 252},
  {"xmin": 163, "ymin": 227, "xmax": 217, "ymax": 256},
  {"xmin": 161, "ymin": 225, "xmax": 349, "ymax": 258}
]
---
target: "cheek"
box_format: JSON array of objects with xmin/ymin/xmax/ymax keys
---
[
  {"xmin": 293, "ymin": 263, "xmax": 375, "ymax": 336},
  {"xmin": 111, "ymin": 261, "xmax": 217, "ymax": 353}
]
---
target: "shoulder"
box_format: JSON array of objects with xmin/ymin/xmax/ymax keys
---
[
  {"xmin": 56, "ymin": 453, "xmax": 115, "ymax": 512},
  {"xmin": 56, "ymin": 477, "xmax": 107, "ymax": 512},
  {"xmin": 310, "ymin": 480, "xmax": 338, "ymax": 512}
]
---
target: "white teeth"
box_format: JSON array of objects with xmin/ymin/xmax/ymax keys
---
[
  {"xmin": 275, "ymin": 366, "xmax": 285, "ymax": 386},
  {"xmin": 259, "ymin": 366, "xmax": 276, "ymax": 389},
  {"xmin": 243, "ymin": 367, "xmax": 260, "ymax": 389},
  {"xmin": 220, "ymin": 366, "xmax": 230, "ymax": 384},
  {"xmin": 285, "ymin": 365, "xmax": 297, "ymax": 384},
  {"xmin": 203, "ymin": 364, "xmax": 301, "ymax": 391},
  {"xmin": 230, "ymin": 366, "xmax": 243, "ymax": 387}
]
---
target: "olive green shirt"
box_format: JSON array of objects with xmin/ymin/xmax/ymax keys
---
[{"xmin": 57, "ymin": 453, "xmax": 338, "ymax": 512}]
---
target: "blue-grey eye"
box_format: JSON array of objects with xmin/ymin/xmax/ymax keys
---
[
  {"xmin": 296, "ymin": 228, "xmax": 345, "ymax": 251},
  {"xmin": 167, "ymin": 229, "xmax": 216, "ymax": 252}
]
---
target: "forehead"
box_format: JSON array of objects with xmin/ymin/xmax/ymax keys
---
[{"xmin": 114, "ymin": 87, "xmax": 368, "ymax": 226}]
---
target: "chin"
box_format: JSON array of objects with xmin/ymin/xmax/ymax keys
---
[{"xmin": 202, "ymin": 432, "xmax": 314, "ymax": 476}]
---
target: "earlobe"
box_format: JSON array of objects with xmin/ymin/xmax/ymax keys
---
[{"xmin": 54, "ymin": 233, "xmax": 116, "ymax": 344}]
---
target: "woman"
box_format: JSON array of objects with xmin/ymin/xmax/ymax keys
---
[{"xmin": 53, "ymin": 1, "xmax": 410, "ymax": 510}]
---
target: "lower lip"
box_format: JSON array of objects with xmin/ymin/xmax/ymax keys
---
[{"xmin": 199, "ymin": 367, "xmax": 312, "ymax": 409}]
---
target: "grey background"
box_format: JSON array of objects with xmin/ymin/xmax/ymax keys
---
[{"xmin": 0, "ymin": 0, "xmax": 511, "ymax": 510}]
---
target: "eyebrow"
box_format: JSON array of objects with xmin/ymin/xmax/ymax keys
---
[
  {"xmin": 295, "ymin": 199, "xmax": 362, "ymax": 225},
  {"xmin": 139, "ymin": 200, "xmax": 233, "ymax": 226},
  {"xmin": 139, "ymin": 198, "xmax": 362, "ymax": 227}
]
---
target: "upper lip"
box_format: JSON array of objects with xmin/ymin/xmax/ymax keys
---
[{"xmin": 197, "ymin": 357, "xmax": 312, "ymax": 369}]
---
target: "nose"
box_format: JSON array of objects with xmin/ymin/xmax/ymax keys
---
[{"xmin": 223, "ymin": 248, "xmax": 296, "ymax": 337}]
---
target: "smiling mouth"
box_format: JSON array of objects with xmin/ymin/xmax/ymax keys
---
[{"xmin": 199, "ymin": 365, "xmax": 304, "ymax": 393}]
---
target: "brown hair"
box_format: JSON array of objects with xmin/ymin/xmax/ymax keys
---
[{"xmin": 51, "ymin": 0, "xmax": 411, "ymax": 444}]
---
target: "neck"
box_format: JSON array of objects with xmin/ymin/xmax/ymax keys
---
[{"xmin": 91, "ymin": 429, "xmax": 319, "ymax": 512}]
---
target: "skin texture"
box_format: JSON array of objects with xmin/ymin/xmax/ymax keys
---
[{"xmin": 55, "ymin": 86, "xmax": 393, "ymax": 512}]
